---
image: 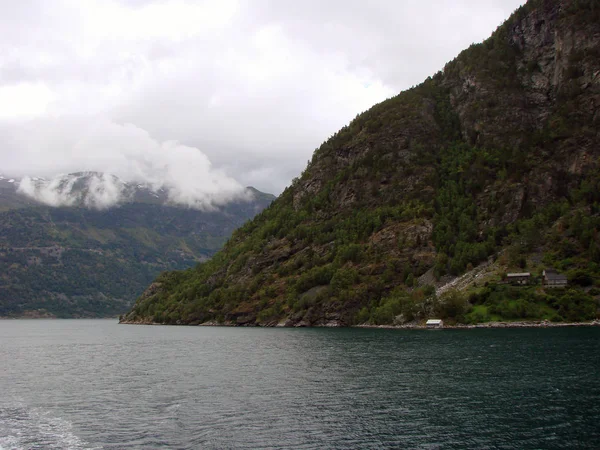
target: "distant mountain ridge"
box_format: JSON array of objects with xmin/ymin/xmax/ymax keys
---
[
  {"xmin": 4, "ymin": 171, "xmax": 256, "ymax": 211},
  {"xmin": 0, "ymin": 172, "xmax": 275, "ymax": 318}
]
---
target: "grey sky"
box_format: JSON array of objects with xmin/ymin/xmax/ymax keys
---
[{"xmin": 0, "ymin": 0, "xmax": 525, "ymax": 197}]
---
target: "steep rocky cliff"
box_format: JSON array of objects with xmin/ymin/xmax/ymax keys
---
[{"xmin": 122, "ymin": 0, "xmax": 600, "ymax": 326}]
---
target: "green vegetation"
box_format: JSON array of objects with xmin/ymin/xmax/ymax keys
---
[
  {"xmin": 0, "ymin": 192, "xmax": 274, "ymax": 317},
  {"xmin": 465, "ymin": 284, "xmax": 597, "ymax": 323},
  {"xmin": 123, "ymin": 0, "xmax": 600, "ymax": 326}
]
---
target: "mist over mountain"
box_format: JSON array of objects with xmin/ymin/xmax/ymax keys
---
[
  {"xmin": 15, "ymin": 171, "xmax": 251, "ymax": 210},
  {"xmin": 3, "ymin": 119, "xmax": 249, "ymax": 207}
]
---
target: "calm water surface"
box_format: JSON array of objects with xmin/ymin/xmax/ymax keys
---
[{"xmin": 1, "ymin": 320, "xmax": 599, "ymax": 449}]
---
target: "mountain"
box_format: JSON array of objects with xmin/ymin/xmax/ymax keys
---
[
  {"xmin": 0, "ymin": 173, "xmax": 275, "ymax": 318},
  {"xmin": 122, "ymin": 0, "xmax": 600, "ymax": 327}
]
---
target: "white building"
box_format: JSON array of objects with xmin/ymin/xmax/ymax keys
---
[{"xmin": 426, "ymin": 319, "xmax": 443, "ymax": 328}]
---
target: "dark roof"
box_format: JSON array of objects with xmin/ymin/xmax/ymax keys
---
[{"xmin": 545, "ymin": 272, "xmax": 567, "ymax": 281}]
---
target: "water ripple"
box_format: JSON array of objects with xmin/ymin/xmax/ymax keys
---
[{"xmin": 1, "ymin": 322, "xmax": 599, "ymax": 449}]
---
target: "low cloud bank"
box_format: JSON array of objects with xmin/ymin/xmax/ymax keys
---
[
  {"xmin": 18, "ymin": 173, "xmax": 127, "ymax": 209},
  {"xmin": 9, "ymin": 119, "xmax": 250, "ymax": 210}
]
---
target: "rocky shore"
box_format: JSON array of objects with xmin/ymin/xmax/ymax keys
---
[
  {"xmin": 119, "ymin": 317, "xmax": 600, "ymax": 329},
  {"xmin": 357, "ymin": 320, "xmax": 600, "ymax": 330}
]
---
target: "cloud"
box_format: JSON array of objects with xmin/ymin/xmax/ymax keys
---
[
  {"xmin": 0, "ymin": 0, "xmax": 526, "ymax": 195},
  {"xmin": 18, "ymin": 173, "xmax": 127, "ymax": 209},
  {"xmin": 10, "ymin": 120, "xmax": 247, "ymax": 209},
  {"xmin": 0, "ymin": 83, "xmax": 55, "ymax": 119}
]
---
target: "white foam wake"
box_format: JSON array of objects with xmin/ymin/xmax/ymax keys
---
[{"xmin": 0, "ymin": 401, "xmax": 100, "ymax": 450}]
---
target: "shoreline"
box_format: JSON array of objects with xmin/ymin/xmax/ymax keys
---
[
  {"xmin": 118, "ymin": 318, "xmax": 600, "ymax": 329},
  {"xmin": 356, "ymin": 320, "xmax": 600, "ymax": 330}
]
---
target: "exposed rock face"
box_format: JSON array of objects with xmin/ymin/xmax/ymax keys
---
[
  {"xmin": 122, "ymin": 0, "xmax": 600, "ymax": 327},
  {"xmin": 443, "ymin": 0, "xmax": 599, "ymax": 224}
]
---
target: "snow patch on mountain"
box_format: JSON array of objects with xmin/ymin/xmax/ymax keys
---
[
  {"xmin": 16, "ymin": 171, "xmax": 254, "ymax": 210},
  {"xmin": 18, "ymin": 173, "xmax": 126, "ymax": 209},
  {"xmin": 3, "ymin": 120, "xmax": 252, "ymax": 209}
]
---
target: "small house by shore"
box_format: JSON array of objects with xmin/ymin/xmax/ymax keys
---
[
  {"xmin": 506, "ymin": 272, "xmax": 531, "ymax": 285},
  {"xmin": 426, "ymin": 319, "xmax": 443, "ymax": 329},
  {"xmin": 543, "ymin": 269, "xmax": 568, "ymax": 288}
]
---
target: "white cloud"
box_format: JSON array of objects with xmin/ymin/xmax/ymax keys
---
[
  {"xmin": 18, "ymin": 173, "xmax": 127, "ymax": 209},
  {"xmin": 10, "ymin": 120, "xmax": 247, "ymax": 209},
  {"xmin": 0, "ymin": 83, "xmax": 55, "ymax": 119},
  {"xmin": 0, "ymin": 0, "xmax": 526, "ymax": 196},
  {"xmin": 80, "ymin": 0, "xmax": 239, "ymax": 42}
]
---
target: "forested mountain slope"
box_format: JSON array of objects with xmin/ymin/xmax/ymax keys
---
[
  {"xmin": 122, "ymin": 0, "xmax": 600, "ymax": 326},
  {"xmin": 0, "ymin": 176, "xmax": 274, "ymax": 317}
]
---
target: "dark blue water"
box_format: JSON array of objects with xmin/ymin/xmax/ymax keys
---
[{"xmin": 1, "ymin": 320, "xmax": 599, "ymax": 449}]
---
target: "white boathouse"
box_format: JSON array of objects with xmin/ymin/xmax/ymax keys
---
[{"xmin": 426, "ymin": 319, "xmax": 443, "ymax": 329}]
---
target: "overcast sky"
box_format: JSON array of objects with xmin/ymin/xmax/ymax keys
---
[{"xmin": 0, "ymin": 0, "xmax": 525, "ymax": 199}]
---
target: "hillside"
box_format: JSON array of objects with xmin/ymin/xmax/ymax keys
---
[
  {"xmin": 0, "ymin": 175, "xmax": 274, "ymax": 317},
  {"xmin": 122, "ymin": 0, "xmax": 600, "ymax": 327}
]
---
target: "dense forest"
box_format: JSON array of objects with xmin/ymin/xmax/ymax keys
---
[
  {"xmin": 122, "ymin": 0, "xmax": 600, "ymax": 326},
  {"xmin": 0, "ymin": 183, "xmax": 274, "ymax": 317}
]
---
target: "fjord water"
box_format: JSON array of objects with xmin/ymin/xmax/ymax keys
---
[{"xmin": 1, "ymin": 321, "xmax": 599, "ymax": 449}]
